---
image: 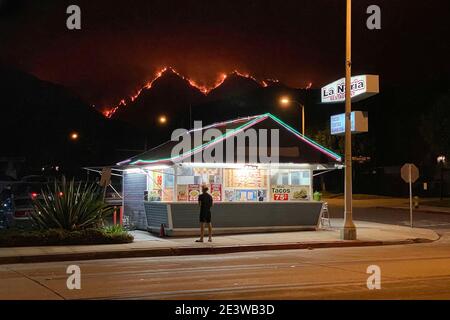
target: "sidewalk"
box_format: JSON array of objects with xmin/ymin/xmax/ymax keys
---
[{"xmin": 0, "ymin": 219, "xmax": 439, "ymax": 265}]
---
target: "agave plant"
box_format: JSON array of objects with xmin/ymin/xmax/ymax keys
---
[{"xmin": 30, "ymin": 179, "xmax": 113, "ymax": 231}]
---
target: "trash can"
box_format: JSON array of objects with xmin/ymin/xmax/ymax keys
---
[{"xmin": 313, "ymin": 191, "xmax": 322, "ymax": 201}]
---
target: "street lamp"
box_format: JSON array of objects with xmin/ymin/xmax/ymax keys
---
[
  {"xmin": 341, "ymin": 0, "xmax": 357, "ymax": 240},
  {"xmin": 437, "ymin": 155, "xmax": 446, "ymax": 200},
  {"xmin": 158, "ymin": 115, "xmax": 167, "ymax": 125},
  {"xmin": 279, "ymin": 97, "xmax": 305, "ymax": 136},
  {"xmin": 70, "ymin": 132, "xmax": 79, "ymax": 141}
]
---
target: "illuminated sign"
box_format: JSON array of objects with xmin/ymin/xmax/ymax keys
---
[
  {"xmin": 330, "ymin": 111, "xmax": 368, "ymax": 135},
  {"xmin": 271, "ymin": 185, "xmax": 310, "ymax": 201},
  {"xmin": 321, "ymin": 75, "xmax": 379, "ymax": 103}
]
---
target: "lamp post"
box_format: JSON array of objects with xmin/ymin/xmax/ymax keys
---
[
  {"xmin": 437, "ymin": 155, "xmax": 446, "ymax": 201},
  {"xmin": 279, "ymin": 97, "xmax": 305, "ymax": 135},
  {"xmin": 342, "ymin": 0, "xmax": 357, "ymax": 240}
]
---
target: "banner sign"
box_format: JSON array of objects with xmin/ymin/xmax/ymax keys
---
[
  {"xmin": 209, "ymin": 183, "xmax": 222, "ymax": 201},
  {"xmin": 188, "ymin": 184, "xmax": 200, "ymax": 201},
  {"xmin": 271, "ymin": 185, "xmax": 310, "ymax": 201},
  {"xmin": 321, "ymin": 75, "xmax": 379, "ymax": 103},
  {"xmin": 177, "ymin": 185, "xmax": 188, "ymax": 201}
]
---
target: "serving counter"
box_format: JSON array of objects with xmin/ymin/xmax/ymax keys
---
[{"xmin": 144, "ymin": 201, "xmax": 324, "ymax": 236}]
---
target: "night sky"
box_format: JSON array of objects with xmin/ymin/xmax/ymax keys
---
[{"xmin": 1, "ymin": 0, "xmax": 449, "ymax": 107}]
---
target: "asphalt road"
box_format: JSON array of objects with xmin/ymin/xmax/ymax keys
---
[
  {"xmin": 329, "ymin": 205, "xmax": 450, "ymax": 234},
  {"xmin": 1, "ymin": 207, "xmax": 450, "ymax": 300}
]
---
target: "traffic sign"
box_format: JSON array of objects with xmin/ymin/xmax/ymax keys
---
[
  {"xmin": 401, "ymin": 163, "xmax": 419, "ymax": 228},
  {"xmin": 99, "ymin": 167, "xmax": 112, "ymax": 187},
  {"xmin": 401, "ymin": 163, "xmax": 419, "ymax": 183}
]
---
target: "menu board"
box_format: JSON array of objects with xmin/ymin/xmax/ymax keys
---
[
  {"xmin": 188, "ymin": 184, "xmax": 201, "ymax": 201},
  {"xmin": 271, "ymin": 185, "xmax": 310, "ymax": 201},
  {"xmin": 209, "ymin": 183, "xmax": 222, "ymax": 201},
  {"xmin": 225, "ymin": 169, "xmax": 267, "ymax": 188}
]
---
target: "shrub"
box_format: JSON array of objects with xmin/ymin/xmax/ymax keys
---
[
  {"xmin": 30, "ymin": 179, "xmax": 114, "ymax": 231},
  {"xmin": 0, "ymin": 228, "xmax": 134, "ymax": 247},
  {"xmin": 103, "ymin": 224, "xmax": 127, "ymax": 235}
]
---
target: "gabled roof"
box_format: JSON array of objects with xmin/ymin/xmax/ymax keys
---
[{"xmin": 117, "ymin": 113, "xmax": 341, "ymax": 167}]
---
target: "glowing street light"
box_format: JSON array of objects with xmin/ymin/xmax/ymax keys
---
[
  {"xmin": 280, "ymin": 97, "xmax": 290, "ymax": 105},
  {"xmin": 158, "ymin": 115, "xmax": 167, "ymax": 125},
  {"xmin": 70, "ymin": 132, "xmax": 79, "ymax": 140},
  {"xmin": 279, "ymin": 96, "xmax": 305, "ymax": 136}
]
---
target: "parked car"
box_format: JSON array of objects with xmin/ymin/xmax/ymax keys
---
[
  {"xmin": 0, "ymin": 187, "xmax": 13, "ymax": 229},
  {"xmin": 0, "ymin": 181, "xmax": 47, "ymax": 228},
  {"xmin": 12, "ymin": 195, "xmax": 36, "ymax": 222}
]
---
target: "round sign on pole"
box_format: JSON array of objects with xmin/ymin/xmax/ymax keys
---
[
  {"xmin": 401, "ymin": 164, "xmax": 419, "ymax": 183},
  {"xmin": 401, "ymin": 163, "xmax": 419, "ymax": 229}
]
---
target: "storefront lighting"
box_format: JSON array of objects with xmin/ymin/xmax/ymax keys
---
[
  {"xmin": 125, "ymin": 168, "xmax": 146, "ymax": 174},
  {"xmin": 143, "ymin": 165, "xmax": 170, "ymax": 171}
]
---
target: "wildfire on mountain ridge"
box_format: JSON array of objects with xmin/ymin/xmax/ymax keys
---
[{"xmin": 101, "ymin": 67, "xmax": 311, "ymax": 118}]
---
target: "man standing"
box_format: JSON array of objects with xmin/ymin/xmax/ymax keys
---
[{"xmin": 196, "ymin": 186, "xmax": 213, "ymax": 242}]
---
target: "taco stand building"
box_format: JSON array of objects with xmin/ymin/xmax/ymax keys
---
[{"xmin": 103, "ymin": 113, "xmax": 342, "ymax": 236}]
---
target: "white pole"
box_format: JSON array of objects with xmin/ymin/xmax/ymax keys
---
[
  {"xmin": 173, "ymin": 166, "xmax": 178, "ymax": 202},
  {"xmin": 301, "ymin": 104, "xmax": 305, "ymax": 136},
  {"xmin": 409, "ymin": 165, "xmax": 413, "ymax": 228},
  {"xmin": 342, "ymin": 0, "xmax": 357, "ymax": 240}
]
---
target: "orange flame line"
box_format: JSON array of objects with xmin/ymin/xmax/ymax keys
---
[{"xmin": 101, "ymin": 67, "xmax": 278, "ymax": 118}]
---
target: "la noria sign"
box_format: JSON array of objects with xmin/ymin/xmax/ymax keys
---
[{"xmin": 321, "ymin": 75, "xmax": 379, "ymax": 104}]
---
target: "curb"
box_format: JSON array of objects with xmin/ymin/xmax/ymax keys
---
[{"xmin": 0, "ymin": 238, "xmax": 435, "ymax": 265}]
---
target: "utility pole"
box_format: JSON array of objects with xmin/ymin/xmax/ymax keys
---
[
  {"xmin": 189, "ymin": 103, "xmax": 192, "ymax": 129},
  {"xmin": 301, "ymin": 103, "xmax": 305, "ymax": 136},
  {"xmin": 342, "ymin": 0, "xmax": 357, "ymax": 240}
]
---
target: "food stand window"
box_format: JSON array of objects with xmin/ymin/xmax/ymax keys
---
[
  {"xmin": 146, "ymin": 168, "xmax": 174, "ymax": 202},
  {"xmin": 176, "ymin": 167, "xmax": 222, "ymax": 202},
  {"xmin": 223, "ymin": 168, "xmax": 268, "ymax": 202},
  {"xmin": 270, "ymin": 169, "xmax": 311, "ymax": 201}
]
